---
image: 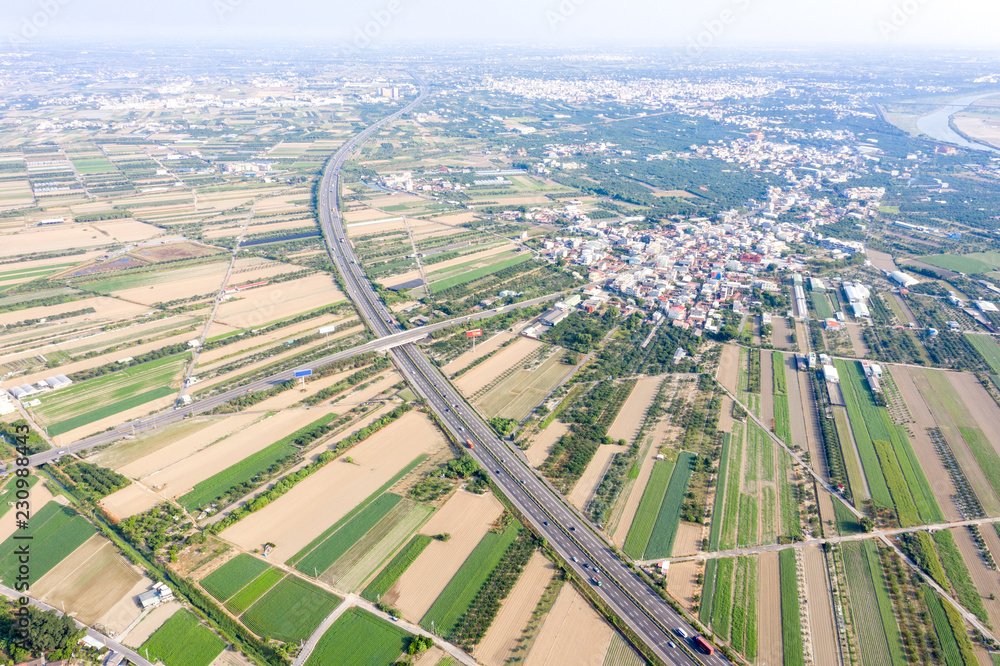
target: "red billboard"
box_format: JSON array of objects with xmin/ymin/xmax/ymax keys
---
[{"xmin": 465, "ymin": 329, "xmax": 483, "ymax": 338}]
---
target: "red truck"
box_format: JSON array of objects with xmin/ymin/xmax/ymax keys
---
[
  {"xmin": 465, "ymin": 439, "xmax": 475, "ymax": 450},
  {"xmin": 692, "ymin": 636, "xmax": 714, "ymax": 655}
]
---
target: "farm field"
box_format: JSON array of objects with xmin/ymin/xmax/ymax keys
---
[
  {"xmin": 526, "ymin": 421, "xmax": 571, "ymax": 467},
  {"xmin": 623, "ymin": 459, "xmax": 673, "ymax": 559},
  {"xmin": 32, "ymin": 534, "xmax": 144, "ymax": 627},
  {"xmin": 386, "ymin": 490, "xmax": 504, "ymax": 621},
  {"xmin": 965, "ymin": 333, "xmax": 1000, "ymax": 374},
  {"xmin": 200, "ymin": 553, "xmax": 271, "ymax": 603},
  {"xmin": 476, "ymin": 348, "xmax": 574, "ymax": 421},
  {"xmin": 32, "ymin": 354, "xmax": 188, "ymax": 436},
  {"xmin": 606, "ymin": 376, "xmax": 663, "ymax": 443},
  {"xmin": 840, "ymin": 541, "xmax": 906, "ymax": 666},
  {"xmin": 523, "ymin": 585, "xmax": 614, "ymax": 666},
  {"xmin": 475, "ymin": 552, "xmax": 556, "ymax": 666},
  {"xmin": 717, "ymin": 344, "xmax": 740, "ymax": 395},
  {"xmin": 441, "ymin": 331, "xmax": 517, "ymax": 375},
  {"xmin": 362, "ymin": 534, "xmax": 434, "ymax": 602},
  {"xmin": 420, "ymin": 520, "xmax": 522, "ymax": 635},
  {"xmin": 453, "ymin": 337, "xmax": 543, "ymax": 395},
  {"xmin": 568, "ymin": 442, "xmax": 627, "ymax": 511},
  {"xmin": 305, "ymin": 607, "xmax": 411, "ymax": 666},
  {"xmin": 0, "ymin": 501, "xmax": 95, "ymax": 586},
  {"xmin": 918, "ymin": 251, "xmax": 1000, "ymax": 274},
  {"xmin": 139, "ymin": 608, "xmax": 226, "ymax": 666},
  {"xmin": 221, "ymin": 411, "xmax": 444, "ymax": 562},
  {"xmin": 240, "ymin": 575, "xmax": 341, "ymax": 643}
]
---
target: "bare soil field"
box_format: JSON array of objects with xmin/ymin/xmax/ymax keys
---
[
  {"xmin": 116, "ymin": 414, "xmax": 260, "ymax": 479},
  {"xmin": 666, "ymin": 560, "xmax": 700, "ymax": 611},
  {"xmin": 802, "ymin": 544, "xmax": 839, "ymax": 666},
  {"xmin": 33, "ymin": 535, "xmax": 142, "ymax": 626},
  {"xmin": 526, "ymin": 421, "xmax": 570, "ymax": 467},
  {"xmin": 0, "ymin": 295, "xmax": 152, "ymax": 327},
  {"xmin": 90, "ymin": 418, "xmax": 216, "ymax": 470},
  {"xmin": 672, "ymin": 522, "xmax": 702, "ymax": 557},
  {"xmin": 121, "ymin": 601, "xmax": 181, "ymax": 649},
  {"xmin": 137, "ymin": 410, "xmax": 320, "ymax": 498},
  {"xmin": 890, "ymin": 366, "xmax": 963, "ymax": 520},
  {"xmin": 866, "ymin": 249, "xmax": 900, "ymax": 273},
  {"xmin": 99, "ymin": 575, "xmax": 155, "ymax": 634},
  {"xmin": 413, "ymin": 647, "xmax": 445, "ymax": 666},
  {"xmin": 222, "ymin": 411, "xmax": 444, "ymax": 562},
  {"xmin": 477, "ymin": 552, "xmax": 556, "ymax": 666},
  {"xmin": 344, "ymin": 207, "xmax": 402, "ymax": 224},
  {"xmin": 606, "ymin": 376, "xmax": 663, "ymax": 444},
  {"xmin": 214, "ymin": 274, "xmax": 346, "ymax": 329},
  {"xmin": 441, "ymin": 331, "xmax": 517, "ymax": 375},
  {"xmin": 454, "ymin": 337, "xmax": 543, "ymax": 395},
  {"xmin": 771, "ymin": 317, "xmax": 795, "ymax": 349},
  {"xmin": 568, "ymin": 443, "xmax": 627, "ymax": 511},
  {"xmin": 947, "ymin": 371, "xmax": 1000, "ymax": 454},
  {"xmin": 524, "ymin": 585, "xmax": 613, "ymax": 666},
  {"xmin": 100, "ymin": 483, "xmax": 164, "ymax": 520},
  {"xmin": 133, "ymin": 242, "xmax": 218, "ymax": 263},
  {"xmin": 386, "ymin": 490, "xmax": 504, "ymax": 620},
  {"xmin": 844, "ymin": 323, "xmax": 869, "ymax": 358},
  {"xmin": 760, "ymin": 351, "xmax": 775, "ymax": 429},
  {"xmin": 92, "ymin": 219, "xmax": 163, "ymax": 242},
  {"xmin": 346, "ymin": 219, "xmax": 408, "ymax": 236},
  {"xmin": 54, "ymin": 391, "xmax": 182, "ymax": 446},
  {"xmin": 204, "ymin": 219, "xmax": 311, "ymax": 239},
  {"xmin": 788, "ymin": 364, "xmax": 827, "ymax": 480},
  {"xmin": 717, "ymin": 344, "xmax": 740, "ymax": 394},
  {"xmin": 0, "ymin": 224, "xmax": 115, "ymax": 257},
  {"xmin": 951, "ymin": 527, "xmax": 1000, "ymax": 631},
  {"xmin": 192, "ymin": 313, "xmax": 344, "ymax": 366},
  {"xmin": 758, "ymin": 552, "xmax": 784, "ymax": 666}
]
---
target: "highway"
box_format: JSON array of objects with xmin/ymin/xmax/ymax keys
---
[
  {"xmin": 317, "ymin": 81, "xmax": 727, "ymax": 666},
  {"xmin": 24, "ymin": 293, "xmax": 559, "ymax": 467}
]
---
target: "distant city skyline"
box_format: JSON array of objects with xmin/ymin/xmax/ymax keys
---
[{"xmin": 3, "ymin": 0, "xmax": 1000, "ymax": 51}]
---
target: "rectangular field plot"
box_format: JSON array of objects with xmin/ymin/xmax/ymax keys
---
[
  {"xmin": 643, "ymin": 452, "xmax": 696, "ymax": 559},
  {"xmin": 178, "ymin": 440, "xmax": 299, "ymax": 511},
  {"xmin": 0, "ymin": 502, "xmax": 95, "ymax": 585},
  {"xmin": 296, "ymin": 493, "xmax": 403, "ymax": 577},
  {"xmin": 33, "ymin": 354, "xmax": 187, "ymax": 434},
  {"xmin": 200, "ymin": 553, "xmax": 271, "ymax": 603},
  {"xmin": 305, "ymin": 607, "xmax": 410, "ymax": 666},
  {"xmin": 362, "ymin": 535, "xmax": 434, "ymax": 603},
  {"xmin": 240, "ymin": 575, "xmax": 341, "ymax": 643},
  {"xmin": 227, "ymin": 567, "xmax": 286, "ymax": 615},
  {"xmin": 323, "ymin": 501, "xmax": 434, "ymax": 592},
  {"xmin": 476, "ymin": 348, "xmax": 574, "ymax": 421},
  {"xmin": 420, "ymin": 521, "xmax": 522, "ymax": 636},
  {"xmin": 966, "ymin": 333, "xmax": 1000, "ymax": 374},
  {"xmin": 139, "ymin": 608, "xmax": 226, "ymax": 666},
  {"xmin": 622, "ymin": 460, "xmax": 673, "ymax": 559}
]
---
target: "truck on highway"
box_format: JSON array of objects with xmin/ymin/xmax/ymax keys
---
[
  {"xmin": 465, "ymin": 439, "xmax": 475, "ymax": 450},
  {"xmin": 692, "ymin": 636, "xmax": 714, "ymax": 655}
]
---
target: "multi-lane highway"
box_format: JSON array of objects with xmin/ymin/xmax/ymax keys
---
[{"xmin": 317, "ymin": 82, "xmax": 727, "ymax": 666}]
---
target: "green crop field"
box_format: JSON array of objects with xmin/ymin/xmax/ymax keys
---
[
  {"xmin": 959, "ymin": 426, "xmax": 1000, "ymax": 502},
  {"xmin": 0, "ymin": 502, "xmax": 95, "ymax": 585},
  {"xmin": 836, "ymin": 361, "xmax": 893, "ymax": 509},
  {"xmin": 699, "ymin": 559, "xmax": 718, "ymax": 626},
  {"xmin": 705, "ymin": 433, "xmax": 731, "ymax": 552},
  {"xmin": 71, "ymin": 157, "xmax": 116, "ymax": 174},
  {"xmin": 871, "ymin": 439, "xmax": 920, "ymax": 526},
  {"xmin": 623, "ymin": 459, "xmax": 674, "ymax": 559},
  {"xmin": 240, "ymin": 575, "xmax": 341, "ymax": 643},
  {"xmin": 922, "ymin": 586, "xmax": 977, "ymax": 666},
  {"xmin": 200, "ymin": 553, "xmax": 271, "ymax": 602},
  {"xmin": 966, "ymin": 334, "xmax": 1000, "ymax": 374},
  {"xmin": 35, "ymin": 354, "xmax": 186, "ymax": 434},
  {"xmin": 918, "ymin": 251, "xmax": 1000, "ymax": 274},
  {"xmin": 139, "ymin": 609, "xmax": 226, "ymax": 666},
  {"xmin": 842, "ymin": 541, "xmax": 906, "ymax": 666},
  {"xmin": 306, "ymin": 607, "xmax": 411, "ymax": 666},
  {"xmin": 421, "ymin": 521, "xmax": 521, "ymax": 636},
  {"xmin": 710, "ymin": 557, "xmax": 736, "ymax": 640},
  {"xmin": 288, "ymin": 456, "xmax": 426, "ymax": 567},
  {"xmin": 428, "ymin": 254, "xmax": 531, "ymax": 294},
  {"xmin": 933, "ymin": 529, "xmax": 990, "ymax": 624},
  {"xmin": 0, "ymin": 475, "xmax": 38, "ymax": 520},
  {"xmin": 296, "ymin": 493, "xmax": 402, "ymax": 577},
  {"xmin": 779, "ymin": 549, "xmax": 804, "ymax": 666},
  {"xmin": 362, "ymin": 534, "xmax": 433, "ymax": 602},
  {"xmin": 643, "ymin": 452, "xmax": 695, "ymax": 559},
  {"xmin": 730, "ymin": 556, "xmax": 758, "ymax": 662},
  {"xmin": 226, "ymin": 568, "xmax": 286, "ymax": 615},
  {"xmin": 810, "ymin": 292, "xmax": 834, "ymax": 319},
  {"xmin": 179, "ymin": 440, "xmax": 299, "ymax": 510}
]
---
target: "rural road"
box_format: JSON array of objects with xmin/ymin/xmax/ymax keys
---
[
  {"xmin": 0, "ymin": 583, "xmax": 153, "ymax": 666},
  {"xmin": 22, "ymin": 291, "xmax": 562, "ymax": 467},
  {"xmin": 316, "ymin": 79, "xmax": 724, "ymax": 666}
]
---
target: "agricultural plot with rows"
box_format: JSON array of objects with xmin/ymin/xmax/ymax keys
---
[
  {"xmin": 305, "ymin": 607, "xmax": 412, "ymax": 666},
  {"xmin": 139, "ymin": 609, "xmax": 227, "ymax": 666}
]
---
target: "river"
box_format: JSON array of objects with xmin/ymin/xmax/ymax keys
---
[{"xmin": 915, "ymin": 92, "xmax": 1000, "ymax": 153}]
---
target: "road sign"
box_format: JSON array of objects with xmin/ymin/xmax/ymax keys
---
[
  {"xmin": 318, "ymin": 325, "xmax": 337, "ymax": 335},
  {"xmin": 465, "ymin": 329, "xmax": 483, "ymax": 338},
  {"xmin": 294, "ymin": 369, "xmax": 313, "ymax": 378}
]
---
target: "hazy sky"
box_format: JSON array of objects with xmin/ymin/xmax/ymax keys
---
[{"xmin": 4, "ymin": 0, "xmax": 1000, "ymax": 50}]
